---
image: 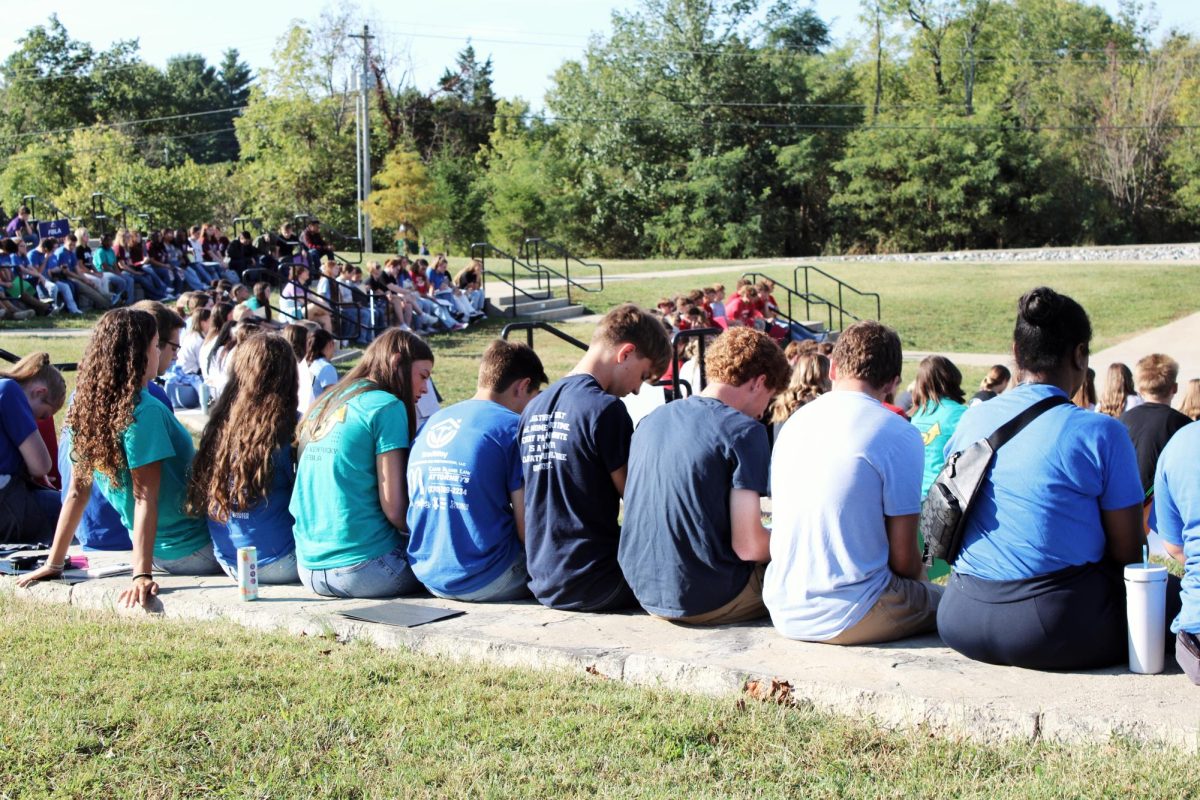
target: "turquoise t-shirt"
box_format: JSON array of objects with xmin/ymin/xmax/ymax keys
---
[
  {"xmin": 91, "ymin": 388, "xmax": 209, "ymax": 560},
  {"xmin": 289, "ymin": 382, "xmax": 411, "ymax": 570},
  {"xmin": 911, "ymin": 400, "xmax": 968, "ymax": 497}
]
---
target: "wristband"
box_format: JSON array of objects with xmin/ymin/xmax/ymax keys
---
[
  {"xmin": 131, "ymin": 572, "xmax": 154, "ymax": 582},
  {"xmin": 45, "ymin": 561, "xmax": 66, "ymax": 572}
]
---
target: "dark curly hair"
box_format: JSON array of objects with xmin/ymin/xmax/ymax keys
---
[{"xmin": 66, "ymin": 308, "xmax": 158, "ymax": 487}]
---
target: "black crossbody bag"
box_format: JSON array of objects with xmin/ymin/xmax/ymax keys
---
[{"xmin": 921, "ymin": 394, "xmax": 1070, "ymax": 567}]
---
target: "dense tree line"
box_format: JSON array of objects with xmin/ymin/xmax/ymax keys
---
[{"xmin": 1, "ymin": 1, "xmax": 1197, "ymax": 256}]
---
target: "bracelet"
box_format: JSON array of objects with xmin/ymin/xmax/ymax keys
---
[
  {"xmin": 131, "ymin": 572, "xmax": 154, "ymax": 581},
  {"xmin": 44, "ymin": 561, "xmax": 66, "ymax": 572}
]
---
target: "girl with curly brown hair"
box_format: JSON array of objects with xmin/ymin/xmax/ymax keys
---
[
  {"xmin": 0, "ymin": 352, "xmax": 66, "ymax": 543},
  {"xmin": 18, "ymin": 308, "xmax": 216, "ymax": 607},
  {"xmin": 187, "ymin": 333, "xmax": 300, "ymax": 584},
  {"xmin": 289, "ymin": 329, "xmax": 434, "ymax": 598}
]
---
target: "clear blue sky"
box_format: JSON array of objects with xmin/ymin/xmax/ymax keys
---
[{"xmin": 2, "ymin": 0, "xmax": 1196, "ymax": 110}]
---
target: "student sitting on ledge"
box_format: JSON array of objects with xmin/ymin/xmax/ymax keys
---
[
  {"xmin": 518, "ymin": 303, "xmax": 671, "ymax": 612},
  {"xmin": 290, "ymin": 329, "xmax": 434, "ymax": 599},
  {"xmin": 765, "ymin": 320, "xmax": 943, "ymax": 645},
  {"xmin": 407, "ymin": 340, "xmax": 547, "ymax": 602},
  {"xmin": 620, "ymin": 327, "xmax": 790, "ymax": 625}
]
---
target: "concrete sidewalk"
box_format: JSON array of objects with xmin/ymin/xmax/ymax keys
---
[
  {"xmin": 1092, "ymin": 311, "xmax": 1200, "ymax": 384},
  {"xmin": 5, "ymin": 552, "xmax": 1197, "ymax": 750}
]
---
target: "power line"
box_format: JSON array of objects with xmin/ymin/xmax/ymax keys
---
[{"xmin": 7, "ymin": 105, "xmax": 248, "ymax": 140}]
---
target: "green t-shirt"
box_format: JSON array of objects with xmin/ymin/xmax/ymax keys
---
[
  {"xmin": 289, "ymin": 382, "xmax": 411, "ymax": 570},
  {"xmin": 5, "ymin": 275, "xmax": 35, "ymax": 299},
  {"xmin": 91, "ymin": 388, "xmax": 209, "ymax": 560}
]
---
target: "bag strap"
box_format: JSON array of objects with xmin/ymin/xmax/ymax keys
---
[{"xmin": 985, "ymin": 393, "xmax": 1071, "ymax": 451}]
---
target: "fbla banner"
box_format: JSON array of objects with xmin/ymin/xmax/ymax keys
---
[{"xmin": 37, "ymin": 219, "xmax": 70, "ymax": 239}]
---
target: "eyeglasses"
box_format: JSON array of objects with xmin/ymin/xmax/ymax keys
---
[{"xmin": 161, "ymin": 340, "xmax": 181, "ymax": 352}]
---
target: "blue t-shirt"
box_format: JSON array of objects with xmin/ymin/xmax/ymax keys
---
[
  {"xmin": 290, "ymin": 382, "xmax": 412, "ymax": 570},
  {"xmin": 1152, "ymin": 423, "xmax": 1200, "ymax": 634},
  {"xmin": 0, "ymin": 378, "xmax": 37, "ymax": 475},
  {"xmin": 406, "ymin": 399, "xmax": 524, "ymax": 595},
  {"xmin": 208, "ymin": 445, "xmax": 297, "ymax": 569},
  {"xmin": 519, "ymin": 373, "xmax": 634, "ymax": 610},
  {"xmin": 53, "ymin": 247, "xmax": 77, "ymax": 272},
  {"xmin": 620, "ymin": 396, "xmax": 770, "ymax": 617},
  {"xmin": 946, "ymin": 383, "xmax": 1143, "ymax": 581}
]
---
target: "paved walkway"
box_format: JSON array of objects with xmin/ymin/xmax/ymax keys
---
[{"xmin": 4, "ymin": 554, "xmax": 1196, "ymax": 750}]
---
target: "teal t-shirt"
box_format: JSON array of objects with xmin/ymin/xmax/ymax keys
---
[
  {"xmin": 289, "ymin": 382, "xmax": 411, "ymax": 570},
  {"xmin": 911, "ymin": 400, "xmax": 968, "ymax": 497},
  {"xmin": 91, "ymin": 388, "xmax": 209, "ymax": 560},
  {"xmin": 911, "ymin": 399, "xmax": 967, "ymax": 581}
]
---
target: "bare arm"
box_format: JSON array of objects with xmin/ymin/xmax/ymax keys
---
[
  {"xmin": 729, "ymin": 488, "xmax": 770, "ymax": 563},
  {"xmin": 17, "ymin": 429, "xmax": 52, "ymax": 479},
  {"xmin": 610, "ymin": 466, "xmax": 627, "ymax": 498},
  {"xmin": 377, "ymin": 449, "xmax": 409, "ymax": 532},
  {"xmin": 886, "ymin": 513, "xmax": 923, "ymax": 579},
  {"xmin": 122, "ymin": 461, "xmax": 163, "ymax": 608},
  {"xmin": 1163, "ymin": 540, "xmax": 1187, "ymax": 566},
  {"xmin": 510, "ymin": 487, "xmax": 526, "ymax": 543},
  {"xmin": 1102, "ymin": 503, "xmax": 1146, "ymax": 566}
]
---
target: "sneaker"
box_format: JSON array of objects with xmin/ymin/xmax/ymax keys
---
[
  {"xmin": 451, "ymin": 322, "xmax": 468, "ymax": 332},
  {"xmin": 12, "ymin": 309, "xmax": 35, "ymax": 321}
]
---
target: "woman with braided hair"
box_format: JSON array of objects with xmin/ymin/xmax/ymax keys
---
[{"xmin": 18, "ymin": 308, "xmax": 216, "ymax": 608}]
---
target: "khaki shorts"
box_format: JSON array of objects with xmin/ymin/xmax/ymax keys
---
[
  {"xmin": 822, "ymin": 572, "xmax": 944, "ymax": 646},
  {"xmin": 660, "ymin": 564, "xmax": 768, "ymax": 626}
]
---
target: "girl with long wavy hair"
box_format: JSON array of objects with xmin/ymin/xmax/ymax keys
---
[
  {"xmin": 1098, "ymin": 362, "xmax": 1140, "ymax": 418},
  {"xmin": 769, "ymin": 353, "xmax": 831, "ymax": 434},
  {"xmin": 289, "ymin": 329, "xmax": 435, "ymax": 598},
  {"xmin": 18, "ymin": 308, "xmax": 217, "ymax": 608},
  {"xmin": 1178, "ymin": 378, "xmax": 1200, "ymax": 421},
  {"xmin": 187, "ymin": 333, "xmax": 301, "ymax": 584},
  {"xmin": 0, "ymin": 352, "xmax": 66, "ymax": 543}
]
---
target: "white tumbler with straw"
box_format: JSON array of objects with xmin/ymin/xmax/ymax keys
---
[{"xmin": 1125, "ymin": 562, "xmax": 1168, "ymax": 674}]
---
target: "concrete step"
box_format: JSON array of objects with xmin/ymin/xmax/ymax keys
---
[
  {"xmin": 487, "ymin": 296, "xmax": 572, "ymax": 316},
  {"xmin": 525, "ymin": 304, "xmax": 587, "ymax": 322},
  {"xmin": 488, "ymin": 300, "xmax": 588, "ymax": 322},
  {"xmin": 493, "ymin": 290, "xmax": 552, "ymax": 307},
  {"xmin": 796, "ymin": 320, "xmax": 826, "ymax": 332}
]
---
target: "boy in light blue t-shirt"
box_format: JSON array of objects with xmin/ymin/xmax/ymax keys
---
[{"xmin": 407, "ymin": 340, "xmax": 547, "ymax": 601}]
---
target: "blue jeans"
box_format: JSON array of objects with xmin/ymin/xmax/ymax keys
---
[
  {"xmin": 181, "ymin": 266, "xmax": 207, "ymax": 291},
  {"xmin": 299, "ymin": 546, "xmax": 422, "ymax": 598},
  {"xmin": 149, "ymin": 265, "xmax": 180, "ymax": 293},
  {"xmin": 128, "ymin": 270, "xmax": 167, "ymax": 300},
  {"xmin": 154, "ymin": 541, "xmax": 224, "ymax": 575},
  {"xmin": 218, "ymin": 550, "xmax": 300, "ymax": 585},
  {"xmin": 427, "ymin": 554, "xmax": 531, "ymax": 603}
]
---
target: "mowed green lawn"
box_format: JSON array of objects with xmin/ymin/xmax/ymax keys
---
[{"xmin": 1, "ymin": 595, "xmax": 1195, "ymax": 799}]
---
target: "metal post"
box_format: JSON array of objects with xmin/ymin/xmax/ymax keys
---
[{"xmin": 350, "ymin": 25, "xmax": 374, "ymax": 254}]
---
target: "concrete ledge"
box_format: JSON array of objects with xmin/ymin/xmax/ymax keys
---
[{"xmin": 4, "ymin": 558, "xmax": 1197, "ymax": 750}]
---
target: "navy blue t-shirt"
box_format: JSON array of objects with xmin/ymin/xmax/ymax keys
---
[
  {"xmin": 619, "ymin": 396, "xmax": 770, "ymax": 617},
  {"xmin": 519, "ymin": 374, "xmax": 634, "ymax": 610}
]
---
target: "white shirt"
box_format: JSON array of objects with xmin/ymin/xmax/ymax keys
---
[
  {"xmin": 178, "ymin": 329, "xmax": 204, "ymax": 374},
  {"xmin": 764, "ymin": 390, "xmax": 924, "ymax": 640}
]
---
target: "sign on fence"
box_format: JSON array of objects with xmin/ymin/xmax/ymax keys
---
[{"xmin": 37, "ymin": 219, "xmax": 71, "ymax": 239}]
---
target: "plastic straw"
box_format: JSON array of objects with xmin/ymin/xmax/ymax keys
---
[{"xmin": 1143, "ymin": 545, "xmax": 1149, "ymax": 567}]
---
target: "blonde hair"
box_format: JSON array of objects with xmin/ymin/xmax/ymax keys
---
[
  {"xmin": 1098, "ymin": 363, "xmax": 1136, "ymax": 418},
  {"xmin": 1179, "ymin": 379, "xmax": 1200, "ymax": 421},
  {"xmin": 1134, "ymin": 353, "xmax": 1179, "ymax": 399},
  {"xmin": 770, "ymin": 354, "xmax": 830, "ymax": 424},
  {"xmin": 0, "ymin": 352, "xmax": 66, "ymax": 408}
]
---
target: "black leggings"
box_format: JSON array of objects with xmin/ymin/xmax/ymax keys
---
[{"xmin": 937, "ymin": 562, "xmax": 1182, "ymax": 671}]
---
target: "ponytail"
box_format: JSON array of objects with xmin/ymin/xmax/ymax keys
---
[{"xmin": 0, "ymin": 352, "xmax": 66, "ymax": 407}]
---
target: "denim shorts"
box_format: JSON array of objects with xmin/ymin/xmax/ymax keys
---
[
  {"xmin": 299, "ymin": 546, "xmax": 422, "ymax": 599},
  {"xmin": 153, "ymin": 542, "xmax": 224, "ymax": 575},
  {"xmin": 218, "ymin": 550, "xmax": 300, "ymax": 585},
  {"xmin": 427, "ymin": 554, "xmax": 532, "ymax": 603}
]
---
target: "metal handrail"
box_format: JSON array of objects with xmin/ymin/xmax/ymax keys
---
[
  {"xmin": 0, "ymin": 348, "xmax": 77, "ymax": 372},
  {"xmin": 520, "ymin": 237, "xmax": 604, "ymax": 305},
  {"xmin": 293, "ymin": 214, "xmax": 364, "ymax": 265},
  {"xmin": 21, "ymin": 195, "xmax": 78, "ymax": 226},
  {"xmin": 664, "ymin": 326, "xmax": 721, "ymax": 402},
  {"xmin": 90, "ymin": 192, "xmax": 153, "ymax": 237},
  {"xmin": 501, "ymin": 321, "xmax": 588, "ymax": 352},
  {"xmin": 742, "ymin": 272, "xmax": 834, "ymax": 334},
  {"xmin": 794, "ymin": 264, "xmax": 881, "ymax": 331},
  {"xmin": 471, "ymin": 242, "xmax": 556, "ymax": 317},
  {"xmin": 283, "ymin": 279, "xmax": 365, "ymax": 341}
]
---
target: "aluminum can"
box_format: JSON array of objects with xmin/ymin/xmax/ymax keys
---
[{"xmin": 237, "ymin": 546, "xmax": 258, "ymax": 601}]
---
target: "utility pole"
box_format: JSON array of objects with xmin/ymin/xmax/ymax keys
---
[{"xmin": 350, "ymin": 24, "xmax": 375, "ymax": 254}]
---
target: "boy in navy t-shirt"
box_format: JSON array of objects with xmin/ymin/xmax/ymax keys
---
[
  {"xmin": 620, "ymin": 328, "xmax": 790, "ymax": 624},
  {"xmin": 518, "ymin": 304, "xmax": 672, "ymax": 612},
  {"xmin": 407, "ymin": 340, "xmax": 548, "ymax": 601}
]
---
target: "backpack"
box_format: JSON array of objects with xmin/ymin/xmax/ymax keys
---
[{"xmin": 920, "ymin": 394, "xmax": 1070, "ymax": 566}]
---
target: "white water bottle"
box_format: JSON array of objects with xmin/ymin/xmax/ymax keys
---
[{"xmin": 1125, "ymin": 563, "xmax": 1168, "ymax": 674}]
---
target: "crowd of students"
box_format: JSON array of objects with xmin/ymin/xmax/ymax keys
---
[
  {"xmin": 0, "ymin": 208, "xmax": 487, "ymax": 348},
  {"xmin": 7, "ymin": 286, "xmax": 1200, "ymax": 680}
]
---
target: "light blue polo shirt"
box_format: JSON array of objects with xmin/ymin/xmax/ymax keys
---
[{"xmin": 1152, "ymin": 423, "xmax": 1200, "ymax": 634}]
